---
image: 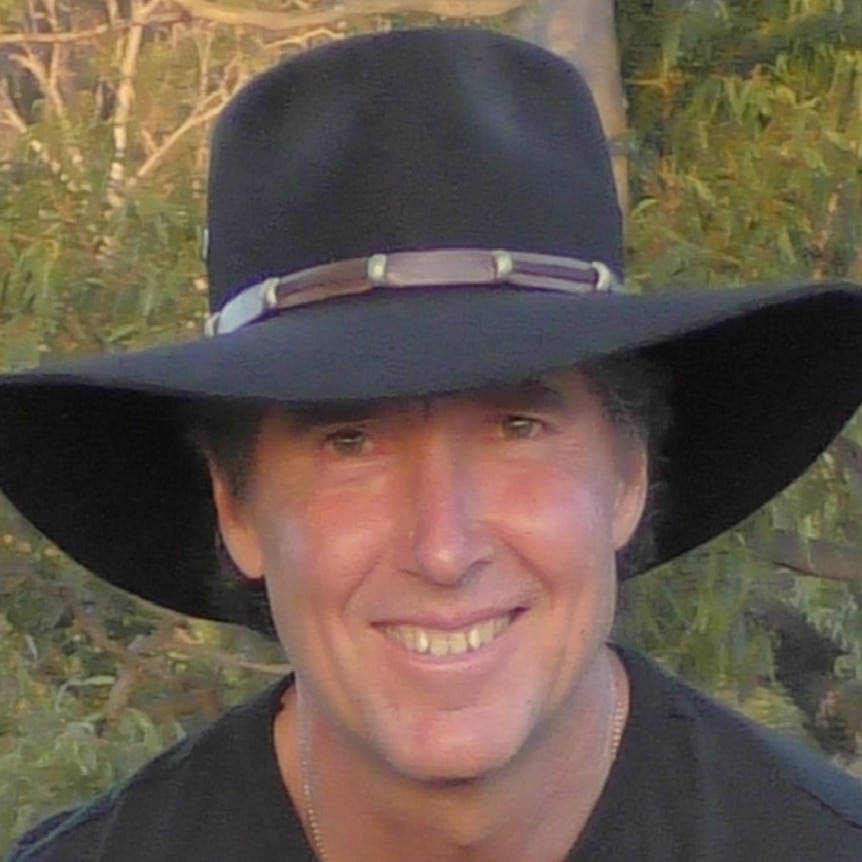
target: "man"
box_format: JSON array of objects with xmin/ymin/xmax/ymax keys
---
[{"xmin": 4, "ymin": 27, "xmax": 862, "ymax": 862}]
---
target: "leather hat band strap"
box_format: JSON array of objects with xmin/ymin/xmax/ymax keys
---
[{"xmin": 205, "ymin": 248, "xmax": 622, "ymax": 337}]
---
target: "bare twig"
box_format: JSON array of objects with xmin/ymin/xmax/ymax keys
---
[
  {"xmin": 25, "ymin": 565, "xmax": 290, "ymax": 675},
  {"xmin": 0, "ymin": 23, "xmax": 123, "ymax": 45},
  {"xmin": 105, "ymin": 0, "xmax": 121, "ymax": 25},
  {"xmin": 170, "ymin": 0, "xmax": 524, "ymax": 31},
  {"xmin": 263, "ymin": 26, "xmax": 349, "ymax": 52},
  {"xmin": 2, "ymin": 98, "xmax": 88, "ymax": 192},
  {"xmin": 831, "ymin": 434, "xmax": 862, "ymax": 508},
  {"xmin": 12, "ymin": 51, "xmax": 62, "ymax": 119},
  {"xmin": 55, "ymin": 588, "xmax": 177, "ymax": 681},
  {"xmin": 2, "ymin": 0, "xmax": 527, "ymax": 45},
  {"xmin": 1, "ymin": 103, "xmax": 28, "ymax": 135},
  {"xmin": 0, "ymin": 12, "xmax": 182, "ymax": 44},
  {"xmin": 8, "ymin": 4, "xmax": 87, "ymax": 175},
  {"xmin": 752, "ymin": 529, "xmax": 862, "ymax": 583},
  {"xmin": 103, "ymin": 5, "xmax": 147, "ymax": 213},
  {"xmin": 103, "ymin": 663, "xmax": 141, "ymax": 721},
  {"xmin": 97, "ymin": 0, "xmax": 158, "ymax": 258},
  {"xmin": 810, "ymin": 186, "xmax": 842, "ymax": 281},
  {"xmin": 195, "ymin": 27, "xmax": 213, "ymax": 104},
  {"xmin": 130, "ymin": 90, "xmax": 227, "ymax": 186},
  {"xmin": 162, "ymin": 636, "xmax": 290, "ymax": 675}
]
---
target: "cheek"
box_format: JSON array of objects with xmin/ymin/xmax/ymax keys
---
[
  {"xmin": 481, "ymin": 461, "xmax": 619, "ymax": 566},
  {"xmin": 254, "ymin": 478, "xmax": 395, "ymax": 610}
]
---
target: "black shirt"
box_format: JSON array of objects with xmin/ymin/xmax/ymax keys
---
[{"xmin": 10, "ymin": 649, "xmax": 862, "ymax": 861}]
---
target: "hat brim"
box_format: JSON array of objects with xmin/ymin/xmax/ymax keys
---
[{"xmin": 0, "ymin": 282, "xmax": 860, "ymax": 627}]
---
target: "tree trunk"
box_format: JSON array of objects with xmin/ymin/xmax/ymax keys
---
[{"xmin": 518, "ymin": 0, "xmax": 628, "ymax": 213}]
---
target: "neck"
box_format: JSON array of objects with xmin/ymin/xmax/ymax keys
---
[{"xmin": 276, "ymin": 646, "xmax": 628, "ymax": 862}]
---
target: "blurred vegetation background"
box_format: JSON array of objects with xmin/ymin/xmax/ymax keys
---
[{"xmin": 1, "ymin": 0, "xmax": 862, "ymax": 853}]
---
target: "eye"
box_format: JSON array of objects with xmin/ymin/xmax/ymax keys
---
[
  {"xmin": 499, "ymin": 415, "xmax": 544, "ymax": 441},
  {"xmin": 324, "ymin": 427, "xmax": 371, "ymax": 456}
]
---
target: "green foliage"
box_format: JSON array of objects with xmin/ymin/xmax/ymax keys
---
[
  {"xmin": 1, "ymin": 1, "xmax": 861, "ymax": 856},
  {"xmin": 615, "ymin": 0, "xmax": 862, "ymax": 744},
  {"xmin": 0, "ymin": 525, "xmax": 284, "ymax": 848},
  {"xmin": 0, "ymin": 614, "xmax": 178, "ymax": 841}
]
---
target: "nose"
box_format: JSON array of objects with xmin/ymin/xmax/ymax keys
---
[{"xmin": 406, "ymin": 434, "xmax": 493, "ymax": 586}]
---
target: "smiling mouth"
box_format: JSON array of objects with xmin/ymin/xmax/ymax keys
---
[{"xmin": 381, "ymin": 613, "xmax": 515, "ymax": 657}]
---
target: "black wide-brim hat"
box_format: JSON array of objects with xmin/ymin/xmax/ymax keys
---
[{"xmin": 1, "ymin": 28, "xmax": 861, "ymax": 630}]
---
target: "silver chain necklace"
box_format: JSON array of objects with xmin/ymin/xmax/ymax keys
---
[
  {"xmin": 299, "ymin": 672, "xmax": 626, "ymax": 862},
  {"xmin": 299, "ymin": 706, "xmax": 330, "ymax": 862}
]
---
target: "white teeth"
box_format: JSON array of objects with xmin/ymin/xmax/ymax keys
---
[
  {"xmin": 384, "ymin": 614, "xmax": 513, "ymax": 657},
  {"xmin": 430, "ymin": 637, "xmax": 449, "ymax": 657},
  {"xmin": 415, "ymin": 629, "xmax": 429, "ymax": 654},
  {"xmin": 449, "ymin": 631, "xmax": 468, "ymax": 654}
]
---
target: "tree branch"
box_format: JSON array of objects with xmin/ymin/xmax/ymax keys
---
[
  {"xmin": 130, "ymin": 90, "xmax": 227, "ymax": 186},
  {"xmin": 0, "ymin": 0, "xmax": 525, "ymax": 50},
  {"xmin": 0, "ymin": 23, "xmax": 124, "ymax": 44},
  {"xmin": 752, "ymin": 530, "xmax": 862, "ymax": 583},
  {"xmin": 517, "ymin": 0, "xmax": 627, "ymax": 211},
  {"xmin": 831, "ymin": 434, "xmax": 862, "ymax": 509},
  {"xmin": 2, "ymin": 97, "xmax": 89, "ymax": 192},
  {"xmin": 98, "ymin": 0, "xmax": 158, "ymax": 259},
  {"xmin": 170, "ymin": 0, "xmax": 524, "ymax": 31},
  {"xmin": 163, "ymin": 635, "xmax": 290, "ymax": 675},
  {"xmin": 6, "ymin": 6, "xmax": 88, "ymax": 177}
]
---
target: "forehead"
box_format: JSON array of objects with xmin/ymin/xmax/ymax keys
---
[{"xmin": 273, "ymin": 368, "xmax": 593, "ymax": 428}]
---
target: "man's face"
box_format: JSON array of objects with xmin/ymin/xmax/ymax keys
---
[{"xmin": 212, "ymin": 368, "xmax": 647, "ymax": 782}]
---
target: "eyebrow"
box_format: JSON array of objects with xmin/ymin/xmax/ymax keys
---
[
  {"xmin": 464, "ymin": 380, "xmax": 569, "ymax": 413},
  {"xmin": 276, "ymin": 402, "xmax": 386, "ymax": 432},
  {"xmin": 277, "ymin": 379, "xmax": 569, "ymax": 432}
]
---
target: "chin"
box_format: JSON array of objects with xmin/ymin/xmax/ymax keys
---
[
  {"xmin": 377, "ymin": 720, "xmax": 528, "ymax": 785},
  {"xmin": 391, "ymin": 752, "xmax": 512, "ymax": 786}
]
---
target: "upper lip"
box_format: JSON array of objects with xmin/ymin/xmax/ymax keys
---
[{"xmin": 373, "ymin": 607, "xmax": 524, "ymax": 631}]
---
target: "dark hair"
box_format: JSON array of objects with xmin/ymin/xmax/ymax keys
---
[
  {"xmin": 583, "ymin": 354, "xmax": 672, "ymax": 580},
  {"xmin": 186, "ymin": 353, "xmax": 672, "ymax": 634}
]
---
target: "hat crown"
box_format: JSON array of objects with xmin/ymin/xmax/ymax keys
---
[{"xmin": 205, "ymin": 28, "xmax": 622, "ymax": 310}]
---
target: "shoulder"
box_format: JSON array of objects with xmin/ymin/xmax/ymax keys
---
[
  {"xmin": 6, "ymin": 808, "xmax": 86, "ymax": 862},
  {"xmin": 6, "ymin": 679, "xmax": 291, "ymax": 862},
  {"xmin": 672, "ymin": 670, "xmax": 862, "ymax": 826},
  {"xmin": 6, "ymin": 740, "xmax": 195, "ymax": 862},
  {"xmin": 619, "ymin": 647, "xmax": 862, "ymax": 854}
]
